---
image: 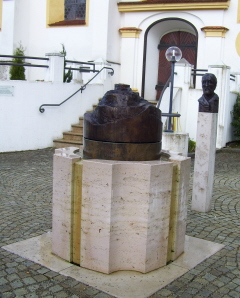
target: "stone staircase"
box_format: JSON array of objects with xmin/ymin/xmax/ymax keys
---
[
  {"xmin": 53, "ymin": 100, "xmax": 158, "ymax": 149},
  {"xmin": 53, "ymin": 117, "xmax": 84, "ymax": 149}
]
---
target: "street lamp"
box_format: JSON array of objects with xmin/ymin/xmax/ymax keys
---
[{"xmin": 164, "ymin": 46, "xmax": 182, "ymax": 132}]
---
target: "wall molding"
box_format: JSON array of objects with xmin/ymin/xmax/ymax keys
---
[
  {"xmin": 201, "ymin": 26, "xmax": 229, "ymax": 37},
  {"xmin": 119, "ymin": 27, "xmax": 142, "ymax": 38},
  {"xmin": 118, "ymin": 1, "xmax": 230, "ymax": 12}
]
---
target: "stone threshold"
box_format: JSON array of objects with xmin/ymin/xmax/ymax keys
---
[{"xmin": 2, "ymin": 233, "xmax": 224, "ymax": 298}]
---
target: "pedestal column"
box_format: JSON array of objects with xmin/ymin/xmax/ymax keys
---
[
  {"xmin": 192, "ymin": 113, "xmax": 218, "ymax": 212},
  {"xmin": 80, "ymin": 160, "xmax": 173, "ymax": 274}
]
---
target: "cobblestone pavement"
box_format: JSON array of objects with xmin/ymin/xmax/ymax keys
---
[{"xmin": 0, "ymin": 148, "xmax": 239, "ymax": 298}]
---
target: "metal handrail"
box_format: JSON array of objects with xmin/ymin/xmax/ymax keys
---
[
  {"xmin": 39, "ymin": 66, "xmax": 114, "ymax": 113},
  {"xmin": 191, "ymin": 69, "xmax": 208, "ymax": 77},
  {"xmin": 0, "ymin": 54, "xmax": 49, "ymax": 60},
  {"xmin": 156, "ymin": 74, "xmax": 181, "ymax": 118},
  {"xmin": 0, "ymin": 54, "xmax": 49, "ymax": 68},
  {"xmin": 0, "ymin": 62, "xmax": 48, "ymax": 68},
  {"xmin": 230, "ymin": 74, "xmax": 236, "ymax": 82},
  {"xmin": 64, "ymin": 59, "xmax": 100, "ymax": 73}
]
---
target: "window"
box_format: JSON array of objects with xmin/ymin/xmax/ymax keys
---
[
  {"xmin": 65, "ymin": 0, "xmax": 86, "ymax": 21},
  {"xmin": 47, "ymin": 0, "xmax": 87, "ymax": 27}
]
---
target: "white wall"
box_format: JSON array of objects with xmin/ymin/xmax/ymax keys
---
[
  {"xmin": 0, "ymin": 81, "xmax": 106, "ymax": 152},
  {"xmin": 0, "ymin": 0, "xmax": 121, "ymax": 81},
  {"xmin": 0, "ymin": 0, "xmax": 15, "ymax": 54}
]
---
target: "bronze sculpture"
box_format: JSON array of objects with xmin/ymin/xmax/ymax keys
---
[
  {"xmin": 198, "ymin": 73, "xmax": 219, "ymax": 113},
  {"xmin": 83, "ymin": 84, "xmax": 162, "ymax": 161}
]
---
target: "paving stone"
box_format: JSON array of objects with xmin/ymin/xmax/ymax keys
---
[
  {"xmin": 0, "ymin": 148, "xmax": 240, "ymax": 298},
  {"xmin": 10, "ymin": 279, "xmax": 24, "ymax": 289},
  {"xmin": 22, "ymin": 276, "xmax": 37, "ymax": 285}
]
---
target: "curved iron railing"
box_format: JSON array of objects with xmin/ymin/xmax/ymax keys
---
[{"xmin": 39, "ymin": 66, "xmax": 114, "ymax": 113}]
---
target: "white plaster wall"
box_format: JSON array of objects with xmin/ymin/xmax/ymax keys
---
[
  {"xmin": 0, "ymin": 81, "xmax": 105, "ymax": 152},
  {"xmin": 107, "ymin": 0, "xmax": 121, "ymax": 63},
  {"xmin": 2, "ymin": 0, "xmax": 121, "ymax": 81},
  {"xmin": 0, "ymin": 0, "xmax": 15, "ymax": 55}
]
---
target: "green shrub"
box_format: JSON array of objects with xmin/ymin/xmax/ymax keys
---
[
  {"xmin": 60, "ymin": 44, "xmax": 73, "ymax": 83},
  {"xmin": 9, "ymin": 44, "xmax": 26, "ymax": 80},
  {"xmin": 188, "ymin": 138, "xmax": 196, "ymax": 152},
  {"xmin": 231, "ymin": 94, "xmax": 240, "ymax": 138}
]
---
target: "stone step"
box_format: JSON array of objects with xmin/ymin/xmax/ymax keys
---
[
  {"xmin": 71, "ymin": 124, "xmax": 83, "ymax": 134},
  {"xmin": 62, "ymin": 132, "xmax": 83, "ymax": 142},
  {"xmin": 53, "ymin": 100, "xmax": 158, "ymax": 149},
  {"xmin": 79, "ymin": 117, "xmax": 84, "ymax": 125},
  {"xmin": 53, "ymin": 139, "xmax": 83, "ymax": 149}
]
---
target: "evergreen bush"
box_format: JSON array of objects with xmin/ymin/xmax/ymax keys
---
[
  {"xmin": 231, "ymin": 93, "xmax": 240, "ymax": 138},
  {"xmin": 60, "ymin": 44, "xmax": 73, "ymax": 83},
  {"xmin": 9, "ymin": 44, "xmax": 26, "ymax": 80},
  {"xmin": 188, "ymin": 138, "xmax": 196, "ymax": 152}
]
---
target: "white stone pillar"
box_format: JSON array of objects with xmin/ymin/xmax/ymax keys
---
[
  {"xmin": 45, "ymin": 53, "xmax": 65, "ymax": 82},
  {"xmin": 174, "ymin": 61, "xmax": 193, "ymax": 132},
  {"xmin": 192, "ymin": 113, "xmax": 218, "ymax": 212},
  {"xmin": 80, "ymin": 159, "xmax": 173, "ymax": 274},
  {"xmin": 119, "ymin": 28, "xmax": 142, "ymax": 91},
  {"xmin": 162, "ymin": 132, "xmax": 189, "ymax": 157},
  {"xmin": 52, "ymin": 147, "xmax": 81, "ymax": 262},
  {"xmin": 208, "ymin": 63, "xmax": 230, "ymax": 148}
]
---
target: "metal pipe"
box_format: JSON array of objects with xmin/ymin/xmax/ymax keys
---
[{"xmin": 165, "ymin": 59, "xmax": 176, "ymax": 132}]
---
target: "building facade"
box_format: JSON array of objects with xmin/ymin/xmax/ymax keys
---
[{"xmin": 0, "ymin": 0, "xmax": 240, "ymax": 151}]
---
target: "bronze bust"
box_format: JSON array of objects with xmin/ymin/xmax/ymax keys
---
[{"xmin": 198, "ymin": 73, "xmax": 219, "ymax": 113}]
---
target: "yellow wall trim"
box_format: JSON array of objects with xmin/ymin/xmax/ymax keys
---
[
  {"xmin": 47, "ymin": 0, "xmax": 89, "ymax": 27},
  {"xmin": 119, "ymin": 27, "xmax": 142, "ymax": 38},
  {"xmin": 118, "ymin": 2, "xmax": 230, "ymax": 12},
  {"xmin": 236, "ymin": 32, "xmax": 240, "ymax": 56},
  {"xmin": 47, "ymin": 0, "xmax": 64, "ymax": 25},
  {"xmin": 238, "ymin": 0, "xmax": 240, "ymax": 23},
  {"xmin": 201, "ymin": 26, "xmax": 229, "ymax": 37},
  {"xmin": 131, "ymin": 88, "xmax": 139, "ymax": 92}
]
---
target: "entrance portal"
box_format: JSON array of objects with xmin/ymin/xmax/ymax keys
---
[{"xmin": 156, "ymin": 31, "xmax": 197, "ymax": 100}]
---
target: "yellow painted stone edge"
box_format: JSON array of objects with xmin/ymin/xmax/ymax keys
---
[
  {"xmin": 236, "ymin": 32, "xmax": 240, "ymax": 56},
  {"xmin": 72, "ymin": 160, "xmax": 83, "ymax": 265},
  {"xmin": 132, "ymin": 88, "xmax": 139, "ymax": 92},
  {"xmin": 46, "ymin": 0, "xmax": 89, "ymax": 27},
  {"xmin": 46, "ymin": 0, "xmax": 64, "ymax": 26},
  {"xmin": 238, "ymin": 0, "xmax": 240, "ymax": 23},
  {"xmin": 118, "ymin": 2, "xmax": 230, "ymax": 12},
  {"xmin": 201, "ymin": 27, "xmax": 229, "ymax": 38},
  {"xmin": 119, "ymin": 28, "xmax": 142, "ymax": 38}
]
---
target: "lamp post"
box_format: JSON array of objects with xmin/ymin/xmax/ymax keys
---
[{"xmin": 164, "ymin": 46, "xmax": 182, "ymax": 132}]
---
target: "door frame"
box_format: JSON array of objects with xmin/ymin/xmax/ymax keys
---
[{"xmin": 141, "ymin": 18, "xmax": 198, "ymax": 98}]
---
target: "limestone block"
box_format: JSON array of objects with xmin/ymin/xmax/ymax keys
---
[
  {"xmin": 192, "ymin": 113, "xmax": 218, "ymax": 212},
  {"xmin": 80, "ymin": 160, "xmax": 173, "ymax": 274},
  {"xmin": 162, "ymin": 132, "xmax": 189, "ymax": 157},
  {"xmin": 52, "ymin": 147, "xmax": 81, "ymax": 262},
  {"xmin": 168, "ymin": 154, "xmax": 191, "ymax": 262}
]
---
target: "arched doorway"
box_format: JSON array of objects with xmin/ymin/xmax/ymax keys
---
[
  {"xmin": 156, "ymin": 31, "xmax": 197, "ymax": 99},
  {"xmin": 141, "ymin": 18, "xmax": 198, "ymax": 101}
]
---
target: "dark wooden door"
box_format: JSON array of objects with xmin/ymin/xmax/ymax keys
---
[{"xmin": 156, "ymin": 31, "xmax": 197, "ymax": 100}]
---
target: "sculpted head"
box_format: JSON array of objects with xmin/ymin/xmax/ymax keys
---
[{"xmin": 202, "ymin": 73, "xmax": 217, "ymax": 97}]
